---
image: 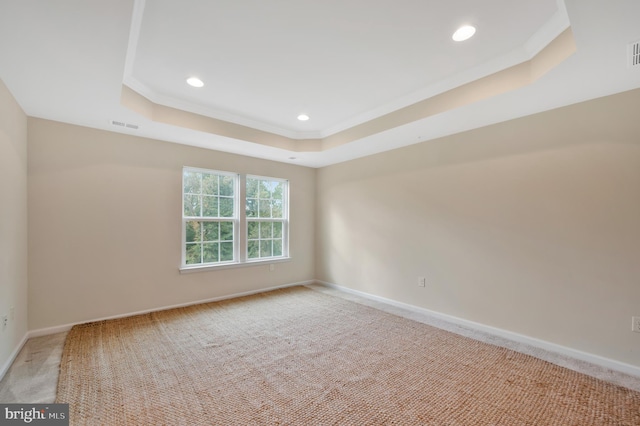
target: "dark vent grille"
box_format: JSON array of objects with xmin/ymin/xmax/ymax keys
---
[
  {"xmin": 111, "ymin": 120, "xmax": 139, "ymax": 130},
  {"xmin": 630, "ymin": 40, "xmax": 640, "ymax": 67}
]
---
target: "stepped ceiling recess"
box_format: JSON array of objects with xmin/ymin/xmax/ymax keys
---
[{"xmin": 1, "ymin": 0, "xmax": 639, "ymax": 167}]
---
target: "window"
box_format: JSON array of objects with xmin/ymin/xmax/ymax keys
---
[
  {"xmin": 181, "ymin": 167, "xmax": 289, "ymax": 269},
  {"xmin": 182, "ymin": 168, "xmax": 238, "ymax": 266},
  {"xmin": 246, "ymin": 176, "xmax": 288, "ymax": 260}
]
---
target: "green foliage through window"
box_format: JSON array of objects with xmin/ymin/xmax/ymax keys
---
[{"xmin": 183, "ymin": 171, "xmax": 235, "ymax": 219}]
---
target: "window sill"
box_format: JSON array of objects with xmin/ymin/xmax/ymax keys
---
[{"xmin": 179, "ymin": 257, "xmax": 292, "ymax": 274}]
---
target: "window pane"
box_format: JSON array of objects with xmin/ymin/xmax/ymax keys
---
[
  {"xmin": 260, "ymin": 222, "xmax": 272, "ymax": 239},
  {"xmin": 185, "ymin": 243, "xmax": 202, "ymax": 264},
  {"xmin": 272, "ymin": 182, "xmax": 283, "ymax": 199},
  {"xmin": 260, "ymin": 240, "xmax": 272, "ymax": 257},
  {"xmin": 247, "ymin": 221, "xmax": 259, "ymax": 239},
  {"xmin": 202, "ymin": 196, "xmax": 218, "ymax": 217},
  {"xmin": 248, "ymin": 240, "xmax": 259, "ymax": 259},
  {"xmin": 203, "ymin": 243, "xmax": 219, "ymax": 263},
  {"xmin": 186, "ymin": 221, "xmax": 201, "ymax": 242},
  {"xmin": 246, "ymin": 198, "xmax": 258, "ymax": 217},
  {"xmin": 183, "ymin": 171, "xmax": 201, "ymax": 194},
  {"xmin": 220, "ymin": 221, "xmax": 233, "ymax": 241},
  {"xmin": 219, "ymin": 197, "xmax": 234, "ymax": 218},
  {"xmin": 219, "ymin": 175, "xmax": 234, "ymax": 196},
  {"xmin": 259, "ymin": 199, "xmax": 271, "ymax": 218},
  {"xmin": 220, "ymin": 242, "xmax": 233, "ymax": 261},
  {"xmin": 271, "ymin": 199, "xmax": 283, "ymax": 218},
  {"xmin": 246, "ymin": 178, "xmax": 258, "ymax": 198},
  {"xmin": 184, "ymin": 194, "xmax": 200, "ymax": 217},
  {"xmin": 259, "ymin": 180, "xmax": 271, "ymax": 198},
  {"xmin": 202, "ymin": 173, "xmax": 218, "ymax": 195},
  {"xmin": 273, "ymin": 221, "xmax": 283, "ymax": 238},
  {"xmin": 273, "ymin": 240, "xmax": 283, "ymax": 257},
  {"xmin": 202, "ymin": 222, "xmax": 219, "ymax": 242}
]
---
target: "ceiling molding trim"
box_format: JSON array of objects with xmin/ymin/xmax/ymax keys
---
[
  {"xmin": 322, "ymin": 5, "xmax": 571, "ymax": 140},
  {"xmin": 524, "ymin": 3, "xmax": 571, "ymax": 57},
  {"xmin": 122, "ymin": 0, "xmax": 321, "ymax": 140},
  {"xmin": 321, "ymin": 28, "xmax": 576, "ymax": 151},
  {"xmin": 124, "ymin": 75, "xmax": 325, "ymax": 140},
  {"xmin": 122, "ymin": 28, "xmax": 575, "ymax": 155},
  {"xmin": 122, "ymin": 0, "xmax": 570, "ymax": 143},
  {"xmin": 121, "ymin": 85, "xmax": 323, "ymax": 152},
  {"xmin": 122, "ymin": 0, "xmax": 146, "ymax": 81}
]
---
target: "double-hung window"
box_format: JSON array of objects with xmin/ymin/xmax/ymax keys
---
[
  {"xmin": 246, "ymin": 176, "xmax": 288, "ymax": 260},
  {"xmin": 182, "ymin": 168, "xmax": 239, "ymax": 266},
  {"xmin": 181, "ymin": 167, "xmax": 289, "ymax": 269}
]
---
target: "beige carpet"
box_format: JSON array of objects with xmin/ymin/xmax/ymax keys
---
[{"xmin": 56, "ymin": 286, "xmax": 640, "ymax": 425}]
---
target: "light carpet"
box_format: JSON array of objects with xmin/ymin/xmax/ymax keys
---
[{"xmin": 56, "ymin": 286, "xmax": 640, "ymax": 425}]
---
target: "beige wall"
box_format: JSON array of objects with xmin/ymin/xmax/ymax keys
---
[
  {"xmin": 28, "ymin": 119, "xmax": 315, "ymax": 330},
  {"xmin": 0, "ymin": 79, "xmax": 28, "ymax": 372},
  {"xmin": 316, "ymin": 89, "xmax": 640, "ymax": 367},
  {"xmin": 13, "ymin": 83, "xmax": 640, "ymax": 371}
]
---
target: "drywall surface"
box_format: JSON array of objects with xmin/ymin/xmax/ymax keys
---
[
  {"xmin": 316, "ymin": 89, "xmax": 640, "ymax": 367},
  {"xmin": 28, "ymin": 119, "xmax": 315, "ymax": 330},
  {"xmin": 0, "ymin": 78, "xmax": 28, "ymax": 374}
]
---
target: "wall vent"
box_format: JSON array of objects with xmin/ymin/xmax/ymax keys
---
[
  {"xmin": 629, "ymin": 40, "xmax": 640, "ymax": 68},
  {"xmin": 110, "ymin": 120, "xmax": 139, "ymax": 130}
]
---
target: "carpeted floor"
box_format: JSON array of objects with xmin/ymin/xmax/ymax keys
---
[{"xmin": 56, "ymin": 286, "xmax": 640, "ymax": 425}]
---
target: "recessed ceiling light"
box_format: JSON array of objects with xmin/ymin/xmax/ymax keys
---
[
  {"xmin": 186, "ymin": 77, "xmax": 204, "ymax": 88},
  {"xmin": 452, "ymin": 25, "xmax": 476, "ymax": 42},
  {"xmin": 297, "ymin": 114, "xmax": 310, "ymax": 121}
]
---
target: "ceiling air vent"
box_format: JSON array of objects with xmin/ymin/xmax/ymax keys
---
[
  {"xmin": 110, "ymin": 120, "xmax": 139, "ymax": 130},
  {"xmin": 629, "ymin": 40, "xmax": 640, "ymax": 68}
]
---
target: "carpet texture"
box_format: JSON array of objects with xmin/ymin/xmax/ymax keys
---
[{"xmin": 56, "ymin": 286, "xmax": 640, "ymax": 425}]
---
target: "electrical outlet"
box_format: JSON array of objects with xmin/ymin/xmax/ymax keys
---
[
  {"xmin": 632, "ymin": 317, "xmax": 640, "ymax": 333},
  {"xmin": 418, "ymin": 277, "xmax": 426, "ymax": 287},
  {"xmin": 10, "ymin": 306, "xmax": 15, "ymax": 321},
  {"xmin": 269, "ymin": 264, "xmax": 275, "ymax": 272},
  {"xmin": 1, "ymin": 315, "xmax": 7, "ymax": 331}
]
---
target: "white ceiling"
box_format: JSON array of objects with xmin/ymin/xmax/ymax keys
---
[{"xmin": 1, "ymin": 0, "xmax": 639, "ymax": 167}]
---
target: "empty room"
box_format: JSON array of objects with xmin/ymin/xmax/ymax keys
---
[{"xmin": 1, "ymin": 0, "xmax": 639, "ymax": 424}]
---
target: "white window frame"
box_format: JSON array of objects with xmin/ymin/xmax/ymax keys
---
[
  {"xmin": 245, "ymin": 174, "xmax": 289, "ymax": 262},
  {"xmin": 181, "ymin": 167, "xmax": 240, "ymax": 269},
  {"xmin": 180, "ymin": 167, "xmax": 290, "ymax": 272}
]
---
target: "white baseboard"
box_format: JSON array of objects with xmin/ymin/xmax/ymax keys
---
[
  {"xmin": 316, "ymin": 280, "xmax": 640, "ymax": 381},
  {"xmin": 0, "ymin": 333, "xmax": 28, "ymax": 382},
  {"xmin": 17, "ymin": 279, "xmax": 639, "ymax": 388},
  {"xmin": 28, "ymin": 280, "xmax": 314, "ymax": 338}
]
